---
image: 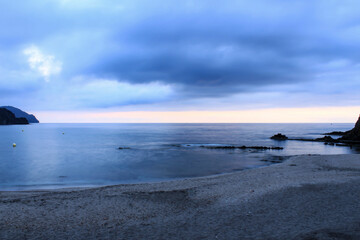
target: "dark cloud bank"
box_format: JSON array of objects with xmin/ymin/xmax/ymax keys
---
[{"xmin": 1, "ymin": 0, "xmax": 360, "ymax": 109}]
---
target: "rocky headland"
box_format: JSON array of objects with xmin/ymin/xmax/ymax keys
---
[
  {"xmin": 339, "ymin": 115, "xmax": 360, "ymax": 141},
  {"xmin": 0, "ymin": 108, "xmax": 29, "ymax": 125},
  {"xmin": 0, "ymin": 106, "xmax": 39, "ymax": 123}
]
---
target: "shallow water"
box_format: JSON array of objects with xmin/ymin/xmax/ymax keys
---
[{"xmin": 0, "ymin": 123, "xmax": 357, "ymax": 190}]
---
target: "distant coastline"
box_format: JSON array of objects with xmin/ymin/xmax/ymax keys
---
[
  {"xmin": 0, "ymin": 106, "xmax": 39, "ymax": 123},
  {"xmin": 0, "ymin": 108, "xmax": 28, "ymax": 125},
  {"xmin": 0, "ymin": 106, "xmax": 39, "ymax": 125}
]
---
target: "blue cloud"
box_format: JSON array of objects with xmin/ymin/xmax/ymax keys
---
[{"xmin": 1, "ymin": 0, "xmax": 360, "ymax": 110}]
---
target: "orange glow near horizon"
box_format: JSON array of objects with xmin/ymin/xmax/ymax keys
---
[{"xmin": 33, "ymin": 106, "xmax": 360, "ymax": 123}]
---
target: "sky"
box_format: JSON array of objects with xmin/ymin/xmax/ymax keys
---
[{"xmin": 1, "ymin": 0, "xmax": 360, "ymax": 122}]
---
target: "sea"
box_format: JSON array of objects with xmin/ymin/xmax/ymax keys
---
[{"xmin": 0, "ymin": 123, "xmax": 358, "ymax": 190}]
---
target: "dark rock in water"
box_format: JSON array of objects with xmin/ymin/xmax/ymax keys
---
[
  {"xmin": 323, "ymin": 131, "xmax": 347, "ymax": 136},
  {"xmin": 200, "ymin": 145, "xmax": 283, "ymax": 150},
  {"xmin": 290, "ymin": 136, "xmax": 337, "ymax": 143},
  {"xmin": 287, "ymin": 116, "xmax": 360, "ymax": 145},
  {"xmin": 1, "ymin": 106, "xmax": 39, "ymax": 123},
  {"xmin": 340, "ymin": 115, "xmax": 360, "ymax": 141},
  {"xmin": 315, "ymin": 136, "xmax": 335, "ymax": 142},
  {"xmin": 335, "ymin": 143, "xmax": 352, "ymax": 147},
  {"xmin": 168, "ymin": 144, "xmax": 182, "ymax": 147},
  {"xmin": 0, "ymin": 108, "xmax": 29, "ymax": 125},
  {"xmin": 270, "ymin": 133, "xmax": 288, "ymax": 140}
]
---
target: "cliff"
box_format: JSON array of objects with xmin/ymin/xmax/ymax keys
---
[
  {"xmin": 340, "ymin": 115, "xmax": 360, "ymax": 141},
  {"xmin": 0, "ymin": 108, "xmax": 29, "ymax": 125},
  {"xmin": 0, "ymin": 106, "xmax": 39, "ymax": 123}
]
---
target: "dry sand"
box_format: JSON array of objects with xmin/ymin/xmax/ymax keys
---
[{"xmin": 1, "ymin": 154, "xmax": 360, "ymax": 240}]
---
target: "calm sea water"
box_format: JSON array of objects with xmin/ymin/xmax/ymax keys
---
[{"xmin": 0, "ymin": 123, "xmax": 357, "ymax": 190}]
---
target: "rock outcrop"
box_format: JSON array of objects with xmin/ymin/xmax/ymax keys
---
[
  {"xmin": 1, "ymin": 106, "xmax": 39, "ymax": 123},
  {"xmin": 0, "ymin": 108, "xmax": 29, "ymax": 125},
  {"xmin": 339, "ymin": 115, "xmax": 360, "ymax": 141},
  {"xmin": 315, "ymin": 136, "xmax": 335, "ymax": 142},
  {"xmin": 270, "ymin": 133, "xmax": 288, "ymax": 140}
]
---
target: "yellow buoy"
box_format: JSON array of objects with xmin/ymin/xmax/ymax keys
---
[{"xmin": 13, "ymin": 143, "xmax": 16, "ymax": 148}]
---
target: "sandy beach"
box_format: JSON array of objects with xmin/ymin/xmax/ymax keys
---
[{"xmin": 1, "ymin": 154, "xmax": 360, "ymax": 239}]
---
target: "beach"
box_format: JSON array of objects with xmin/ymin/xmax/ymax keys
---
[{"xmin": 1, "ymin": 154, "xmax": 360, "ymax": 239}]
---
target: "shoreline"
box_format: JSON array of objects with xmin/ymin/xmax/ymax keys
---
[
  {"xmin": 1, "ymin": 154, "xmax": 360, "ymax": 239},
  {"xmin": 0, "ymin": 155, "xmax": 290, "ymax": 192}
]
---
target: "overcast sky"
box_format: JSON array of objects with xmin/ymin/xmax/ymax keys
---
[{"xmin": 1, "ymin": 0, "xmax": 360, "ymax": 122}]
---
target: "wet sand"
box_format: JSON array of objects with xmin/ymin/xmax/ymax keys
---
[{"xmin": 1, "ymin": 154, "xmax": 360, "ymax": 239}]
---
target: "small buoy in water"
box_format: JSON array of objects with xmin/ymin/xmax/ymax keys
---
[
  {"xmin": 13, "ymin": 143, "xmax": 16, "ymax": 148},
  {"xmin": 62, "ymin": 132, "xmax": 65, "ymax": 135},
  {"xmin": 22, "ymin": 130, "xmax": 24, "ymax": 132}
]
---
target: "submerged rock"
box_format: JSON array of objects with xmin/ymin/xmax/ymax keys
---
[
  {"xmin": 200, "ymin": 145, "xmax": 283, "ymax": 150},
  {"xmin": 270, "ymin": 133, "xmax": 288, "ymax": 140},
  {"xmin": 324, "ymin": 142, "xmax": 335, "ymax": 146},
  {"xmin": 289, "ymin": 136, "xmax": 337, "ymax": 143},
  {"xmin": 335, "ymin": 143, "xmax": 352, "ymax": 147}
]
